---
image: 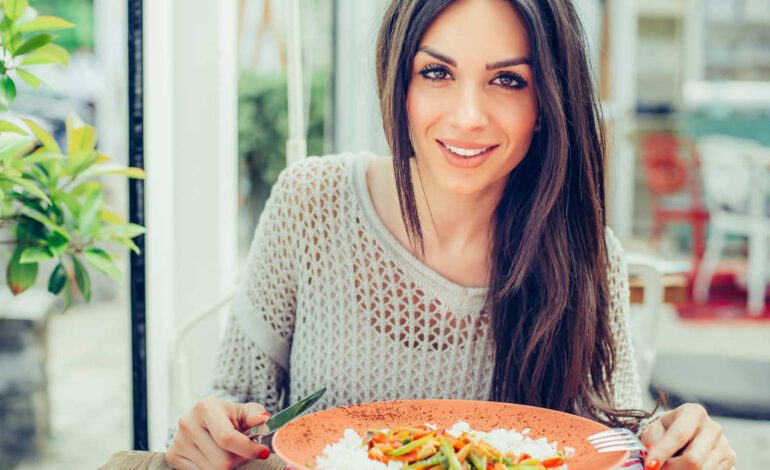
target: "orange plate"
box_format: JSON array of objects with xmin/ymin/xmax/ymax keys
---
[{"xmin": 272, "ymin": 399, "xmax": 629, "ymax": 470}]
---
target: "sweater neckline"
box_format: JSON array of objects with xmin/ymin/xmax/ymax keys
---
[{"xmin": 350, "ymin": 152, "xmax": 489, "ymax": 308}]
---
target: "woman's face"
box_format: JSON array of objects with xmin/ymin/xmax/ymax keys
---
[{"xmin": 406, "ymin": 0, "xmax": 538, "ymax": 197}]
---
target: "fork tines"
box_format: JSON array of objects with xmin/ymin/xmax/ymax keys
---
[{"xmin": 588, "ymin": 428, "xmax": 647, "ymax": 454}]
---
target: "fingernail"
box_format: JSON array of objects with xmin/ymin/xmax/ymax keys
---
[
  {"xmin": 258, "ymin": 448, "xmax": 271, "ymax": 460},
  {"xmin": 645, "ymin": 443, "xmax": 651, "ymax": 450},
  {"xmin": 644, "ymin": 459, "xmax": 660, "ymax": 470},
  {"xmin": 261, "ymin": 412, "xmax": 271, "ymax": 417}
]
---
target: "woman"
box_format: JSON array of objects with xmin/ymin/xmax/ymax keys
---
[{"xmin": 166, "ymin": 1, "xmax": 736, "ymax": 469}]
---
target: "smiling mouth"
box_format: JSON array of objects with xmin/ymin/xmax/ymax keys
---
[{"xmin": 438, "ymin": 140, "xmax": 498, "ymax": 157}]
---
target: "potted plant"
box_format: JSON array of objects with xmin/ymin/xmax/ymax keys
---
[
  {"xmin": 0, "ymin": 0, "xmax": 144, "ymax": 305},
  {"xmin": 0, "ymin": 0, "xmax": 144, "ymax": 464}
]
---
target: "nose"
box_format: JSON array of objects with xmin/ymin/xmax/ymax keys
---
[{"xmin": 448, "ymin": 85, "xmax": 489, "ymax": 132}]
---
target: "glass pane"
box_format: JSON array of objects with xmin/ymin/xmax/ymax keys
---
[
  {"xmin": 237, "ymin": 0, "xmax": 335, "ymax": 256},
  {"xmin": 1, "ymin": 0, "xmax": 133, "ymax": 468}
]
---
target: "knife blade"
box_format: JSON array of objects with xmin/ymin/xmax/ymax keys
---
[{"xmin": 243, "ymin": 387, "xmax": 326, "ymax": 442}]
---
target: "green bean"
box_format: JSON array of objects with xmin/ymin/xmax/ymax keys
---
[
  {"xmin": 438, "ymin": 438, "xmax": 462, "ymax": 470},
  {"xmin": 387, "ymin": 433, "xmax": 435, "ymax": 457},
  {"xmin": 468, "ymin": 451, "xmax": 487, "ymax": 470},
  {"xmin": 404, "ymin": 450, "xmax": 444, "ymax": 469}
]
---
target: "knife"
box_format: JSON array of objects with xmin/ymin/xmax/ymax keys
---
[{"xmin": 243, "ymin": 387, "xmax": 326, "ymax": 445}]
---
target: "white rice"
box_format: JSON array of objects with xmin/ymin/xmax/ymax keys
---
[
  {"xmin": 315, "ymin": 428, "xmax": 403, "ymax": 470},
  {"xmin": 314, "ymin": 421, "xmax": 570, "ymax": 470}
]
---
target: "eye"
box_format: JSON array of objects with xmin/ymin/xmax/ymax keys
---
[
  {"xmin": 419, "ymin": 64, "xmax": 452, "ymax": 82},
  {"xmin": 491, "ymin": 71, "xmax": 527, "ymax": 90}
]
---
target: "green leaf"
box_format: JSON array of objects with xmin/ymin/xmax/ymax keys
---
[
  {"xmin": 71, "ymin": 255, "xmax": 91, "ymax": 302},
  {"xmin": 66, "ymin": 150, "xmax": 98, "ymax": 177},
  {"xmin": 7, "ymin": 245, "xmax": 38, "ymax": 295},
  {"xmin": 0, "ymin": 119, "xmax": 28, "ymax": 135},
  {"xmin": 47, "ymin": 262, "xmax": 67, "ymax": 294},
  {"xmin": 13, "ymin": 34, "xmax": 55, "ymax": 57},
  {"xmin": 14, "ymin": 68, "xmax": 42, "ymax": 89},
  {"xmin": 4, "ymin": 0, "xmax": 29, "ymax": 21},
  {"xmin": 99, "ymin": 209, "xmax": 125, "ymax": 224},
  {"xmin": 0, "ymin": 139, "xmax": 34, "ymax": 162},
  {"xmin": 22, "ymin": 118, "xmax": 61, "ymax": 153},
  {"xmin": 19, "ymin": 43, "xmax": 70, "ymax": 66},
  {"xmin": 2, "ymin": 174, "xmax": 50, "ymax": 203},
  {"xmin": 70, "ymin": 181, "xmax": 101, "ymax": 198},
  {"xmin": 100, "ymin": 222, "xmax": 145, "ymax": 240},
  {"xmin": 47, "ymin": 231, "xmax": 69, "ymax": 256},
  {"xmin": 78, "ymin": 189, "xmax": 102, "ymax": 236},
  {"xmin": 62, "ymin": 275, "xmax": 72, "ymax": 310},
  {"xmin": 84, "ymin": 247, "xmax": 122, "ymax": 281},
  {"xmin": 86, "ymin": 165, "xmax": 146, "ymax": 179},
  {"xmin": 67, "ymin": 121, "xmax": 97, "ymax": 155},
  {"xmin": 18, "ymin": 16, "xmax": 75, "ymax": 33},
  {"xmin": 21, "ymin": 151, "xmax": 63, "ymax": 165},
  {"xmin": 1, "ymin": 75, "xmax": 17, "ymax": 104},
  {"xmin": 19, "ymin": 207, "xmax": 71, "ymax": 240},
  {"xmin": 19, "ymin": 245, "xmax": 53, "ymax": 263},
  {"xmin": 121, "ymin": 237, "xmax": 141, "ymax": 255}
]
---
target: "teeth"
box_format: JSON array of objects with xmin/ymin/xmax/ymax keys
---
[{"xmin": 441, "ymin": 142, "xmax": 491, "ymax": 157}]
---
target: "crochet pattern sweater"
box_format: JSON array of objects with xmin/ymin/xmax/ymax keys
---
[{"xmin": 207, "ymin": 151, "xmax": 645, "ymax": 425}]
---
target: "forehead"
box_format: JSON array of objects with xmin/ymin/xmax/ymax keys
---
[{"xmin": 418, "ymin": 0, "xmax": 531, "ymax": 61}]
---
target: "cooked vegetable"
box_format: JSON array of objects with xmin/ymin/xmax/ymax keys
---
[{"xmin": 359, "ymin": 424, "xmax": 568, "ymax": 469}]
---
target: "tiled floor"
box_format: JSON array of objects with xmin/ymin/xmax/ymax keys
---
[{"xmin": 13, "ymin": 296, "xmax": 770, "ymax": 469}]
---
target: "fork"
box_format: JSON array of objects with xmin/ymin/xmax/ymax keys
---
[{"xmin": 588, "ymin": 428, "xmax": 648, "ymax": 455}]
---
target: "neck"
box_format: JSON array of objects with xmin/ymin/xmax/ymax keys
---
[{"xmin": 409, "ymin": 158, "xmax": 503, "ymax": 254}]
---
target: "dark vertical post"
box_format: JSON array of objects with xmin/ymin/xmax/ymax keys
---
[{"xmin": 127, "ymin": 0, "xmax": 148, "ymax": 451}]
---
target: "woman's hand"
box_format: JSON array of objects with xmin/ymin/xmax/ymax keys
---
[
  {"xmin": 166, "ymin": 397, "xmax": 272, "ymax": 470},
  {"xmin": 641, "ymin": 403, "xmax": 736, "ymax": 470}
]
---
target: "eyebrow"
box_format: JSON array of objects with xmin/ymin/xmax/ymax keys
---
[{"xmin": 418, "ymin": 46, "xmax": 531, "ymax": 69}]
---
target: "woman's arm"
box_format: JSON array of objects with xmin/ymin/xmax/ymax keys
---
[{"xmin": 605, "ymin": 229, "xmax": 645, "ymax": 411}]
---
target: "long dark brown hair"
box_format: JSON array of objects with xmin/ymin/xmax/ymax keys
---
[{"xmin": 376, "ymin": 0, "xmax": 655, "ymax": 431}]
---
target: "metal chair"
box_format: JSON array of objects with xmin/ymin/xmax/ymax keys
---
[{"xmin": 693, "ymin": 135, "xmax": 770, "ymax": 315}]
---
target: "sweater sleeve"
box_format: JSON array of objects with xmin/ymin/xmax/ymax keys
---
[{"xmin": 605, "ymin": 229, "xmax": 663, "ymax": 434}]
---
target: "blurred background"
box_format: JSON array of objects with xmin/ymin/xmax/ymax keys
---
[{"xmin": 0, "ymin": 0, "xmax": 768, "ymax": 468}]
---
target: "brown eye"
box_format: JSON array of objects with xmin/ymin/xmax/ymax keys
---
[
  {"xmin": 492, "ymin": 72, "xmax": 527, "ymax": 90},
  {"xmin": 419, "ymin": 64, "xmax": 452, "ymax": 82}
]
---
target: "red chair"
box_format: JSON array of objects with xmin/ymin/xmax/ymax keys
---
[{"xmin": 641, "ymin": 133, "xmax": 709, "ymax": 267}]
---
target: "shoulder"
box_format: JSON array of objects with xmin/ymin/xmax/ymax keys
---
[
  {"xmin": 604, "ymin": 226, "xmax": 625, "ymax": 261},
  {"xmin": 272, "ymin": 151, "xmax": 377, "ymax": 198}
]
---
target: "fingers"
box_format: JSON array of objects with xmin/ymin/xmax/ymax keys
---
[
  {"xmin": 641, "ymin": 417, "xmax": 666, "ymax": 446},
  {"xmin": 702, "ymin": 434, "xmax": 736, "ymax": 470},
  {"xmin": 645, "ymin": 404, "xmax": 708, "ymax": 469},
  {"xmin": 663, "ymin": 419, "xmax": 721, "ymax": 469},
  {"xmin": 166, "ymin": 417, "xmax": 214, "ymax": 468},
  {"xmin": 166, "ymin": 432, "xmax": 208, "ymax": 470},
  {"xmin": 198, "ymin": 399, "xmax": 271, "ymax": 460},
  {"xmin": 239, "ymin": 402, "xmax": 271, "ymax": 429},
  {"xmin": 186, "ymin": 414, "xmax": 248, "ymax": 470}
]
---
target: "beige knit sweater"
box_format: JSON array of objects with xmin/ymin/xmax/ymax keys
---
[{"xmin": 206, "ymin": 151, "xmax": 645, "ymax": 427}]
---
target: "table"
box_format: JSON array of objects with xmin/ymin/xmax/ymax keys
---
[
  {"xmin": 99, "ymin": 451, "xmax": 287, "ymax": 470},
  {"xmin": 630, "ymin": 273, "xmax": 688, "ymax": 306}
]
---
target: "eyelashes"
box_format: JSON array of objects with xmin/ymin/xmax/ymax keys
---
[{"xmin": 417, "ymin": 63, "xmax": 528, "ymax": 90}]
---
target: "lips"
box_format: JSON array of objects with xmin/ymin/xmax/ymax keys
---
[
  {"xmin": 436, "ymin": 139, "xmax": 497, "ymax": 169},
  {"xmin": 438, "ymin": 139, "xmax": 497, "ymax": 153}
]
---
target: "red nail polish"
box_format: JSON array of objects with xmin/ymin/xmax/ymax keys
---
[
  {"xmin": 645, "ymin": 458, "xmax": 660, "ymax": 470},
  {"xmin": 261, "ymin": 412, "xmax": 271, "ymax": 417},
  {"xmin": 645, "ymin": 443, "xmax": 651, "ymax": 450},
  {"xmin": 258, "ymin": 448, "xmax": 271, "ymax": 460}
]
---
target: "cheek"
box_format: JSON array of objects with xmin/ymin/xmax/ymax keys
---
[
  {"xmin": 406, "ymin": 83, "xmax": 443, "ymax": 137},
  {"xmin": 494, "ymin": 95, "xmax": 538, "ymax": 144}
]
